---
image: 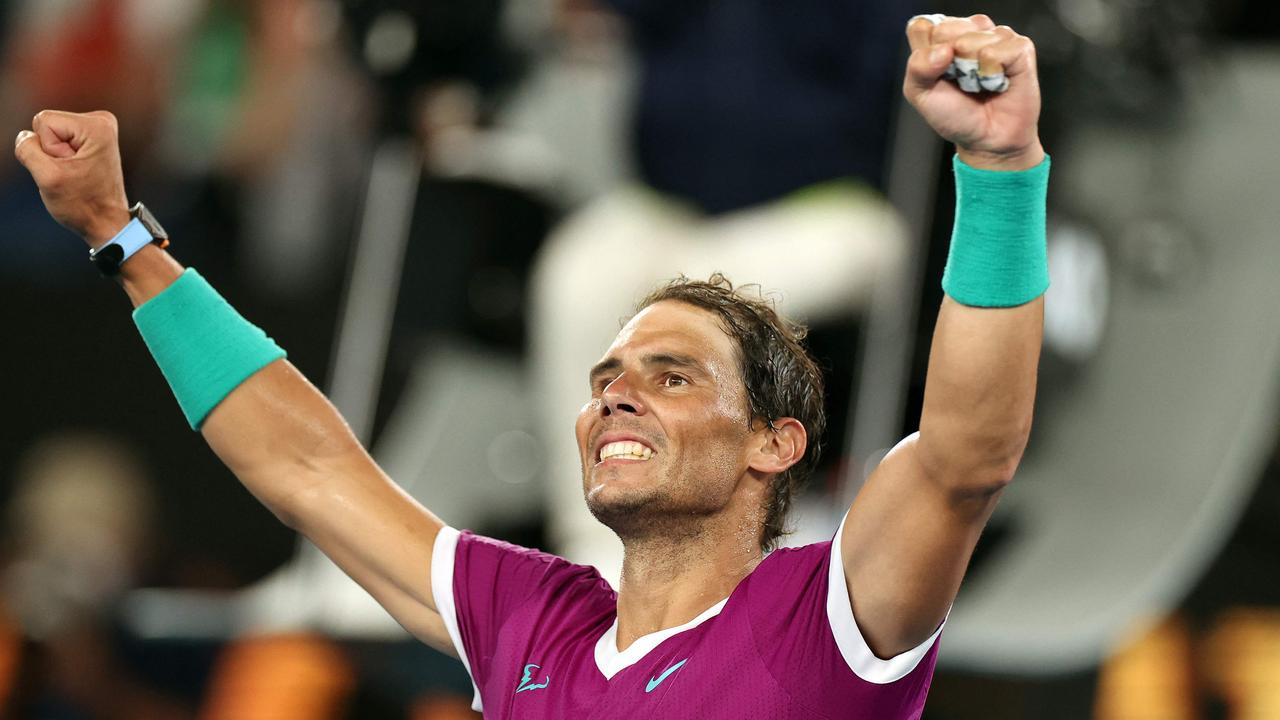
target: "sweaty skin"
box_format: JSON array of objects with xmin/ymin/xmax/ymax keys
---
[{"xmin": 14, "ymin": 13, "xmax": 1045, "ymax": 662}]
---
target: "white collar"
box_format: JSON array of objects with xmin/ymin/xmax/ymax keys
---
[{"xmin": 593, "ymin": 598, "xmax": 729, "ymax": 680}]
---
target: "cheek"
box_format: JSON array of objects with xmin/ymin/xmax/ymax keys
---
[
  {"xmin": 574, "ymin": 400, "xmax": 599, "ymax": 448},
  {"xmin": 677, "ymin": 402, "xmax": 751, "ymax": 467}
]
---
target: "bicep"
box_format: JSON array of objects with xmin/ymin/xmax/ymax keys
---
[
  {"xmin": 315, "ymin": 521, "xmax": 457, "ymax": 654},
  {"xmin": 840, "ymin": 433, "xmax": 1004, "ymax": 658}
]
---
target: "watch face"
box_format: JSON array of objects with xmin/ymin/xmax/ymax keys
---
[
  {"xmin": 90, "ymin": 243, "xmax": 125, "ymax": 276},
  {"xmin": 131, "ymin": 202, "xmax": 168, "ymax": 240}
]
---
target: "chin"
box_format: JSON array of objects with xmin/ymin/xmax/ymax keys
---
[{"xmin": 584, "ymin": 475, "xmax": 665, "ymax": 535}]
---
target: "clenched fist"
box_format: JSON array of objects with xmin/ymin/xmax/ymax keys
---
[
  {"xmin": 904, "ymin": 14, "xmax": 1043, "ymax": 171},
  {"xmin": 14, "ymin": 110, "xmax": 132, "ymax": 248}
]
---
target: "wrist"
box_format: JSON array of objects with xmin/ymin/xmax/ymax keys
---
[
  {"xmin": 956, "ymin": 141, "xmax": 1045, "ymax": 172},
  {"xmin": 118, "ymin": 244, "xmax": 185, "ymax": 308},
  {"xmin": 942, "ymin": 153, "xmax": 1051, "ymax": 308},
  {"xmin": 132, "ymin": 268, "xmax": 286, "ymax": 430},
  {"xmin": 85, "ymin": 206, "xmax": 133, "ymax": 249}
]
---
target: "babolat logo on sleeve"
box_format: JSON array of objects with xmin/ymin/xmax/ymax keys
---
[{"xmin": 516, "ymin": 663, "xmax": 550, "ymax": 693}]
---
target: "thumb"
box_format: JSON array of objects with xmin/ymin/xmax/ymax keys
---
[
  {"xmin": 904, "ymin": 44, "xmax": 955, "ymax": 99},
  {"xmin": 14, "ymin": 130, "xmax": 56, "ymax": 183}
]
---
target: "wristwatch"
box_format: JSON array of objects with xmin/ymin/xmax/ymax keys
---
[{"xmin": 89, "ymin": 202, "xmax": 170, "ymax": 276}]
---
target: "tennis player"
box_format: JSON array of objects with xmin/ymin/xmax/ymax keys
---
[{"xmin": 16, "ymin": 14, "xmax": 1047, "ymax": 718}]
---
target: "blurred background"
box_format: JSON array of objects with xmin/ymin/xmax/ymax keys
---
[{"xmin": 0, "ymin": 0, "xmax": 1278, "ymax": 718}]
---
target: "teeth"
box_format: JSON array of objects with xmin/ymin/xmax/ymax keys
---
[{"xmin": 599, "ymin": 441, "xmax": 654, "ymax": 462}]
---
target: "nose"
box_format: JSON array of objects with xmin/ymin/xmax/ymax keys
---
[{"xmin": 600, "ymin": 373, "xmax": 645, "ymax": 417}]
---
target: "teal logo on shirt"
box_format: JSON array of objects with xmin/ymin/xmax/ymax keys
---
[
  {"xmin": 645, "ymin": 658, "xmax": 688, "ymax": 693},
  {"xmin": 516, "ymin": 663, "xmax": 550, "ymax": 693}
]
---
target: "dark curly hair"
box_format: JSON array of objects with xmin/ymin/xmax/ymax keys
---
[{"xmin": 634, "ymin": 273, "xmax": 827, "ymax": 552}]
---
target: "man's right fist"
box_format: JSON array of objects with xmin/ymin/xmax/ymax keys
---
[{"xmin": 15, "ymin": 110, "xmax": 131, "ymax": 248}]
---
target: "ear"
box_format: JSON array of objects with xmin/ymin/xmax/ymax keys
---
[{"xmin": 747, "ymin": 417, "xmax": 807, "ymax": 475}]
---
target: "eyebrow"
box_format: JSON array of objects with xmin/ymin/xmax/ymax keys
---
[{"xmin": 588, "ymin": 352, "xmax": 708, "ymax": 387}]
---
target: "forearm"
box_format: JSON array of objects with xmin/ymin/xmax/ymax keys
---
[
  {"xmin": 200, "ymin": 358, "xmax": 365, "ymax": 528},
  {"xmin": 119, "ymin": 245, "xmax": 364, "ymax": 525},
  {"xmin": 916, "ymin": 146, "xmax": 1048, "ymax": 492},
  {"xmin": 132, "ymin": 254, "xmax": 446, "ymax": 617}
]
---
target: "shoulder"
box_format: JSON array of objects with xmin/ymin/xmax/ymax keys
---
[
  {"xmin": 752, "ymin": 541, "xmax": 834, "ymax": 584},
  {"xmin": 740, "ymin": 535, "xmax": 942, "ymax": 688},
  {"xmin": 736, "ymin": 540, "xmax": 833, "ymax": 629}
]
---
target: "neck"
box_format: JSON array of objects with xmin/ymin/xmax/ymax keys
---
[{"xmin": 612, "ymin": 515, "xmax": 763, "ymax": 652}]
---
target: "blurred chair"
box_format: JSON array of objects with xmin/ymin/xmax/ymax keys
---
[
  {"xmin": 200, "ymin": 633, "xmax": 354, "ymax": 720},
  {"xmin": 1204, "ymin": 608, "xmax": 1280, "ymax": 720},
  {"xmin": 1094, "ymin": 615, "xmax": 1197, "ymax": 720}
]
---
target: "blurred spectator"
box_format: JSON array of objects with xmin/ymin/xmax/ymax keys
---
[
  {"xmin": 156, "ymin": 0, "xmax": 371, "ymax": 299},
  {"xmin": 529, "ymin": 0, "xmax": 918, "ymax": 581},
  {"xmin": 0, "ymin": 0, "xmax": 370, "ymax": 298},
  {"xmin": 0, "ymin": 0, "xmax": 189, "ymax": 282},
  {"xmin": 0, "ymin": 432, "xmax": 189, "ymax": 719}
]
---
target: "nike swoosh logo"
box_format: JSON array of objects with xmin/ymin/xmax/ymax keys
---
[{"xmin": 645, "ymin": 658, "xmax": 688, "ymax": 693}]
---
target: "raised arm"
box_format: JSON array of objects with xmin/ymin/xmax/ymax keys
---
[
  {"xmin": 839, "ymin": 15, "xmax": 1047, "ymax": 658},
  {"xmin": 14, "ymin": 111, "xmax": 453, "ymax": 652}
]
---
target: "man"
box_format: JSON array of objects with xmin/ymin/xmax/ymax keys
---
[{"xmin": 15, "ymin": 14, "xmax": 1047, "ymax": 719}]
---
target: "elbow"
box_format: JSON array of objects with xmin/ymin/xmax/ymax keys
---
[
  {"xmin": 263, "ymin": 437, "xmax": 365, "ymax": 532},
  {"xmin": 274, "ymin": 479, "xmax": 324, "ymax": 531},
  {"xmin": 916, "ymin": 417, "xmax": 1031, "ymax": 496},
  {"xmin": 976, "ymin": 452, "xmax": 1023, "ymax": 493}
]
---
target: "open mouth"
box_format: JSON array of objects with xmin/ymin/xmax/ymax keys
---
[{"xmin": 598, "ymin": 440, "xmax": 655, "ymax": 463}]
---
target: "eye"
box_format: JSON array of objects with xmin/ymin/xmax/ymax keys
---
[{"xmin": 662, "ymin": 373, "xmax": 689, "ymax": 388}]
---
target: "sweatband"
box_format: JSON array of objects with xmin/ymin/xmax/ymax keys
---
[
  {"xmin": 942, "ymin": 154, "xmax": 1050, "ymax": 307},
  {"xmin": 133, "ymin": 268, "xmax": 286, "ymax": 430}
]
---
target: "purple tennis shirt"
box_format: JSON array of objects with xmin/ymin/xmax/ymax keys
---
[{"xmin": 431, "ymin": 518, "xmax": 942, "ymax": 719}]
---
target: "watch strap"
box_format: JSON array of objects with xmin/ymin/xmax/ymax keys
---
[{"xmin": 90, "ymin": 217, "xmax": 156, "ymax": 275}]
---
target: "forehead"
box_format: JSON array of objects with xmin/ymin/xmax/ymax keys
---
[{"xmin": 604, "ymin": 300, "xmax": 740, "ymax": 368}]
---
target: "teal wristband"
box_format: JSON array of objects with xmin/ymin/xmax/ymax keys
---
[
  {"xmin": 133, "ymin": 268, "xmax": 286, "ymax": 430},
  {"xmin": 941, "ymin": 154, "xmax": 1051, "ymax": 307}
]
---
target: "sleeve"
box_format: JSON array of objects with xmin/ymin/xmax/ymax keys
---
[
  {"xmin": 431, "ymin": 527, "xmax": 594, "ymax": 712},
  {"xmin": 430, "ymin": 528, "xmax": 481, "ymax": 710},
  {"xmin": 745, "ymin": 517, "xmax": 943, "ymax": 712},
  {"xmin": 826, "ymin": 513, "xmax": 946, "ymax": 684}
]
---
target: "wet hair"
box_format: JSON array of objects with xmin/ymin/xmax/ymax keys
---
[{"xmin": 635, "ymin": 273, "xmax": 827, "ymax": 552}]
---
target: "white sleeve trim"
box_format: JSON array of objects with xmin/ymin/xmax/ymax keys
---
[
  {"xmin": 431, "ymin": 526, "xmax": 484, "ymax": 712},
  {"xmin": 826, "ymin": 513, "xmax": 947, "ymax": 685}
]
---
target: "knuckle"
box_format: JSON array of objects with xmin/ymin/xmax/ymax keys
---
[{"xmin": 953, "ymin": 34, "xmax": 980, "ymax": 54}]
